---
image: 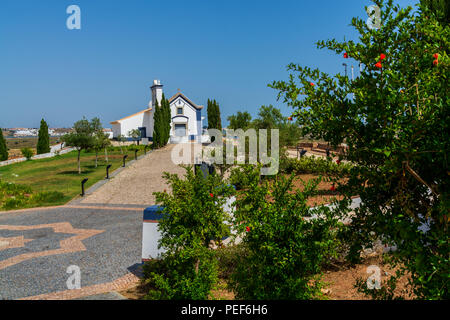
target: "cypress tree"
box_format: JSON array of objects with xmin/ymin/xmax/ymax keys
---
[
  {"xmin": 207, "ymin": 99, "xmax": 215, "ymax": 129},
  {"xmin": 0, "ymin": 128, "xmax": 8, "ymax": 161},
  {"xmin": 153, "ymin": 100, "xmax": 161, "ymax": 148},
  {"xmin": 162, "ymin": 94, "xmax": 171, "ymax": 144},
  {"xmin": 37, "ymin": 118, "xmax": 50, "ymax": 154},
  {"xmin": 207, "ymin": 99, "xmax": 222, "ymax": 130},
  {"xmin": 214, "ymin": 99, "xmax": 222, "ymax": 131}
]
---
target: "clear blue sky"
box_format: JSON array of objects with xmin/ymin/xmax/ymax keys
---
[{"xmin": 0, "ymin": 0, "xmax": 418, "ymax": 128}]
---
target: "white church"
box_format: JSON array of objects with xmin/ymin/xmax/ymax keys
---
[{"xmin": 110, "ymin": 80, "xmax": 205, "ymax": 143}]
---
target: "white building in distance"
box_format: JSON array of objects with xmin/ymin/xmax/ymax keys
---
[{"xmin": 110, "ymin": 80, "xmax": 204, "ymax": 143}]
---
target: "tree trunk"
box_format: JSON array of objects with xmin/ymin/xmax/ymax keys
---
[
  {"xmin": 194, "ymin": 259, "xmax": 200, "ymax": 274},
  {"xmin": 77, "ymin": 149, "xmax": 81, "ymax": 174},
  {"xmin": 105, "ymin": 148, "xmax": 109, "ymax": 162}
]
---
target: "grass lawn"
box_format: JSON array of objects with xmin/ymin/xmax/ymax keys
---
[{"xmin": 0, "ymin": 148, "xmax": 143, "ymax": 209}]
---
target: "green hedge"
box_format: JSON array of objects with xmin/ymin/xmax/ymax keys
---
[{"xmin": 279, "ymin": 155, "xmax": 352, "ymax": 176}]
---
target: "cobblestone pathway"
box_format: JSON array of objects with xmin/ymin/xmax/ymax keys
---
[
  {"xmin": 0, "ymin": 204, "xmax": 144, "ymax": 299},
  {"xmin": 0, "ymin": 144, "xmax": 202, "ymax": 299},
  {"xmin": 79, "ymin": 144, "xmax": 191, "ymax": 206}
]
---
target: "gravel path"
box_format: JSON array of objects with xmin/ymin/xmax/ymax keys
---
[{"xmin": 80, "ymin": 144, "xmax": 196, "ymax": 206}]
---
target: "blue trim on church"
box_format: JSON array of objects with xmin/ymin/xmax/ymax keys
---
[{"xmin": 196, "ymin": 109, "xmax": 202, "ymax": 136}]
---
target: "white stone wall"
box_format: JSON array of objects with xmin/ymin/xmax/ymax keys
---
[
  {"xmin": 112, "ymin": 110, "xmax": 154, "ymax": 138},
  {"xmin": 0, "ymin": 148, "xmax": 76, "ymax": 167}
]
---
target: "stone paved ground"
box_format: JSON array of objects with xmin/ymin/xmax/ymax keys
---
[
  {"xmin": 0, "ymin": 205, "xmax": 143, "ymax": 299},
  {"xmin": 79, "ymin": 144, "xmax": 193, "ymax": 206},
  {"xmin": 0, "ymin": 144, "xmax": 200, "ymax": 299}
]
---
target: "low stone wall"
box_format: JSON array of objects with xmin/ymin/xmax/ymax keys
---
[{"xmin": 0, "ymin": 148, "xmax": 76, "ymax": 167}]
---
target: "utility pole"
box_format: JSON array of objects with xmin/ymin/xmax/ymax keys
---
[
  {"xmin": 342, "ymin": 63, "xmax": 348, "ymax": 77},
  {"xmin": 351, "ymin": 65, "xmax": 355, "ymax": 99}
]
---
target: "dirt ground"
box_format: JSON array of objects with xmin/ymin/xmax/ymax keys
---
[
  {"xmin": 118, "ymin": 252, "xmax": 413, "ymax": 300},
  {"xmin": 5, "ymin": 137, "xmax": 60, "ymax": 160},
  {"xmin": 285, "ymin": 173, "xmax": 346, "ymax": 206}
]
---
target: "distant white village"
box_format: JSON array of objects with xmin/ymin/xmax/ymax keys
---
[
  {"xmin": 4, "ymin": 127, "xmax": 112, "ymax": 138},
  {"xmin": 5, "ymin": 128, "xmax": 66, "ymax": 137}
]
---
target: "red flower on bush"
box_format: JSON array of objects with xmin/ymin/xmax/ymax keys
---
[
  {"xmin": 433, "ymin": 53, "xmax": 439, "ymax": 59},
  {"xmin": 210, "ymin": 193, "xmax": 214, "ymax": 198},
  {"xmin": 380, "ymin": 53, "xmax": 386, "ymax": 60},
  {"xmin": 246, "ymin": 226, "xmax": 250, "ymax": 232},
  {"xmin": 343, "ymin": 52, "xmax": 348, "ymax": 58},
  {"xmin": 336, "ymin": 159, "xmax": 341, "ymax": 165},
  {"xmin": 433, "ymin": 59, "xmax": 439, "ymax": 66},
  {"xmin": 330, "ymin": 185, "xmax": 336, "ymax": 192},
  {"xmin": 310, "ymin": 82, "xmax": 315, "ymax": 86},
  {"xmin": 375, "ymin": 62, "xmax": 382, "ymax": 69}
]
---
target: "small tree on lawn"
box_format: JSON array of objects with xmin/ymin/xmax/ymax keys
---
[
  {"xmin": 0, "ymin": 128, "xmax": 8, "ymax": 161},
  {"xmin": 117, "ymin": 134, "xmax": 126, "ymax": 154},
  {"xmin": 128, "ymin": 129, "xmax": 141, "ymax": 145},
  {"xmin": 91, "ymin": 118, "xmax": 111, "ymax": 167},
  {"xmin": 62, "ymin": 117, "xmax": 95, "ymax": 174},
  {"xmin": 102, "ymin": 134, "xmax": 112, "ymax": 163},
  {"xmin": 144, "ymin": 167, "xmax": 235, "ymax": 299},
  {"xmin": 270, "ymin": 0, "xmax": 449, "ymax": 299},
  {"xmin": 36, "ymin": 118, "xmax": 50, "ymax": 155}
]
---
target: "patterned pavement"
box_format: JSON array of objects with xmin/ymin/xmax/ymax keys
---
[{"xmin": 0, "ymin": 204, "xmax": 145, "ymax": 300}]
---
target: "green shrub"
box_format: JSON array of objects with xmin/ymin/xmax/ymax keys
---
[
  {"xmin": 21, "ymin": 148, "xmax": 34, "ymax": 160},
  {"xmin": 3, "ymin": 197, "xmax": 27, "ymax": 210},
  {"xmin": 144, "ymin": 248, "xmax": 219, "ymax": 300},
  {"xmin": 279, "ymin": 153, "xmax": 352, "ymax": 176},
  {"xmin": 127, "ymin": 145, "xmax": 140, "ymax": 152},
  {"xmin": 0, "ymin": 180, "xmax": 64, "ymax": 210},
  {"xmin": 216, "ymin": 244, "xmax": 249, "ymax": 281},
  {"xmin": 230, "ymin": 166, "xmax": 341, "ymax": 299},
  {"xmin": 144, "ymin": 166, "xmax": 235, "ymax": 299},
  {"xmin": 228, "ymin": 164, "xmax": 257, "ymax": 190}
]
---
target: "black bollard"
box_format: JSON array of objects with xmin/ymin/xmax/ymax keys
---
[
  {"xmin": 106, "ymin": 164, "xmax": 112, "ymax": 179},
  {"xmin": 300, "ymin": 149, "xmax": 307, "ymax": 157},
  {"xmin": 134, "ymin": 149, "xmax": 138, "ymax": 160},
  {"xmin": 81, "ymin": 178, "xmax": 88, "ymax": 196},
  {"xmin": 123, "ymin": 155, "xmax": 128, "ymax": 167}
]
